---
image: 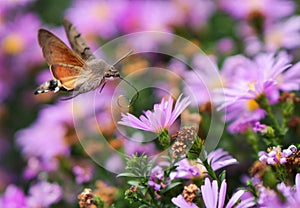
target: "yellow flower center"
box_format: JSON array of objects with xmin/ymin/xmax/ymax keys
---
[
  {"xmin": 189, "ymin": 160, "xmax": 207, "ymax": 178},
  {"xmin": 248, "ymin": 82, "xmax": 256, "ymax": 92},
  {"xmin": 2, "ymin": 33, "xmax": 25, "ymax": 55},
  {"xmin": 247, "ymin": 99, "xmax": 259, "ymax": 111}
]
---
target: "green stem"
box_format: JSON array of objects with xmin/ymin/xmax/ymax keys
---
[
  {"xmin": 256, "ymin": 94, "xmax": 283, "ymax": 145},
  {"xmin": 257, "ymin": 94, "xmax": 282, "ymax": 134},
  {"xmin": 245, "ymin": 130, "xmax": 259, "ymax": 155},
  {"xmin": 203, "ymin": 160, "xmax": 218, "ymax": 182}
]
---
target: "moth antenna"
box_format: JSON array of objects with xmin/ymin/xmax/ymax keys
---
[
  {"xmin": 112, "ymin": 50, "xmax": 133, "ymax": 66},
  {"xmin": 119, "ymin": 76, "xmax": 139, "ymax": 106}
]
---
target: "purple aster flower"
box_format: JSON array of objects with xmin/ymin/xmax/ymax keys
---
[
  {"xmin": 0, "ymin": 185, "xmax": 27, "ymax": 208},
  {"xmin": 170, "ymin": 159, "xmax": 207, "ymax": 180},
  {"xmin": 201, "ymin": 178, "xmax": 254, "ymax": 208},
  {"xmin": 277, "ymin": 62, "xmax": 300, "ymax": 92},
  {"xmin": 0, "ymin": 13, "xmax": 41, "ymax": 101},
  {"xmin": 171, "ymin": 195, "xmax": 198, "ymax": 208},
  {"xmin": 173, "ymin": 0, "xmax": 215, "ymax": 30},
  {"xmin": 0, "ymin": 13, "xmax": 42, "ymax": 70},
  {"xmin": 258, "ymin": 184, "xmax": 289, "ymax": 207},
  {"xmin": 16, "ymin": 122, "xmax": 69, "ymax": 160},
  {"xmin": 16, "ymin": 102, "xmax": 72, "ymax": 176},
  {"xmin": 120, "ymin": 1, "xmax": 183, "ymax": 33},
  {"xmin": 27, "ymin": 181, "xmax": 62, "ymax": 208},
  {"xmin": 73, "ymin": 165, "xmax": 94, "ymax": 184},
  {"xmin": 118, "ymin": 94, "xmax": 190, "ymax": 133},
  {"xmin": 65, "ymin": 0, "xmax": 127, "ymax": 39},
  {"xmin": 219, "ymin": 0, "xmax": 295, "ymax": 23},
  {"xmin": 170, "ymin": 149, "xmax": 237, "ymax": 180},
  {"xmin": 264, "ymin": 16, "xmax": 300, "ymax": 51},
  {"xmin": 148, "ymin": 166, "xmax": 165, "ymax": 191},
  {"xmin": 207, "ymin": 148, "xmax": 238, "ymax": 171},
  {"xmin": 215, "ymin": 52, "xmax": 300, "ymax": 133},
  {"xmin": 289, "ymin": 173, "xmax": 300, "ymax": 206},
  {"xmin": 184, "ymin": 54, "xmax": 222, "ymax": 105},
  {"xmin": 258, "ymin": 174, "xmax": 300, "ymax": 207}
]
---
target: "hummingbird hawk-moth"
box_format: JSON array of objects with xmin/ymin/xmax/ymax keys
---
[{"xmin": 35, "ymin": 18, "xmax": 133, "ymax": 100}]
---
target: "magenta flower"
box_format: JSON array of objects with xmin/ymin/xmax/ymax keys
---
[
  {"xmin": 201, "ymin": 178, "xmax": 254, "ymax": 208},
  {"xmin": 0, "ymin": 185, "xmax": 27, "ymax": 208},
  {"xmin": 118, "ymin": 94, "xmax": 190, "ymax": 133},
  {"xmin": 27, "ymin": 181, "xmax": 62, "ymax": 207}
]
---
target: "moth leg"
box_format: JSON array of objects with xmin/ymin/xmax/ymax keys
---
[{"xmin": 99, "ymin": 82, "xmax": 106, "ymax": 93}]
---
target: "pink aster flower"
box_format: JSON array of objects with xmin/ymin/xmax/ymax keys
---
[
  {"xmin": 215, "ymin": 52, "xmax": 300, "ymax": 133},
  {"xmin": 201, "ymin": 178, "xmax": 254, "ymax": 208},
  {"xmin": 118, "ymin": 94, "xmax": 190, "ymax": 133}
]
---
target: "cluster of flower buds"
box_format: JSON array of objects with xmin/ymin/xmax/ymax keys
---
[{"xmin": 259, "ymin": 145, "xmax": 297, "ymax": 165}]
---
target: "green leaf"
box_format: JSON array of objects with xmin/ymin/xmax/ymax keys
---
[
  {"xmin": 161, "ymin": 182, "xmax": 182, "ymax": 193},
  {"xmin": 117, "ymin": 173, "xmax": 138, "ymax": 178},
  {"xmin": 219, "ymin": 170, "xmax": 226, "ymax": 182}
]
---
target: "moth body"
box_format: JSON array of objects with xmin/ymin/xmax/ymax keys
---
[{"xmin": 35, "ymin": 18, "xmax": 130, "ymax": 99}]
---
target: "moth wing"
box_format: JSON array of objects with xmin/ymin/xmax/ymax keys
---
[
  {"xmin": 50, "ymin": 64, "xmax": 82, "ymax": 90},
  {"xmin": 38, "ymin": 29, "xmax": 86, "ymax": 68},
  {"xmin": 62, "ymin": 18, "xmax": 95, "ymax": 60}
]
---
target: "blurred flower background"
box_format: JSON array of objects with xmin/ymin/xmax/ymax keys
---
[{"xmin": 1, "ymin": 0, "xmax": 300, "ymax": 207}]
